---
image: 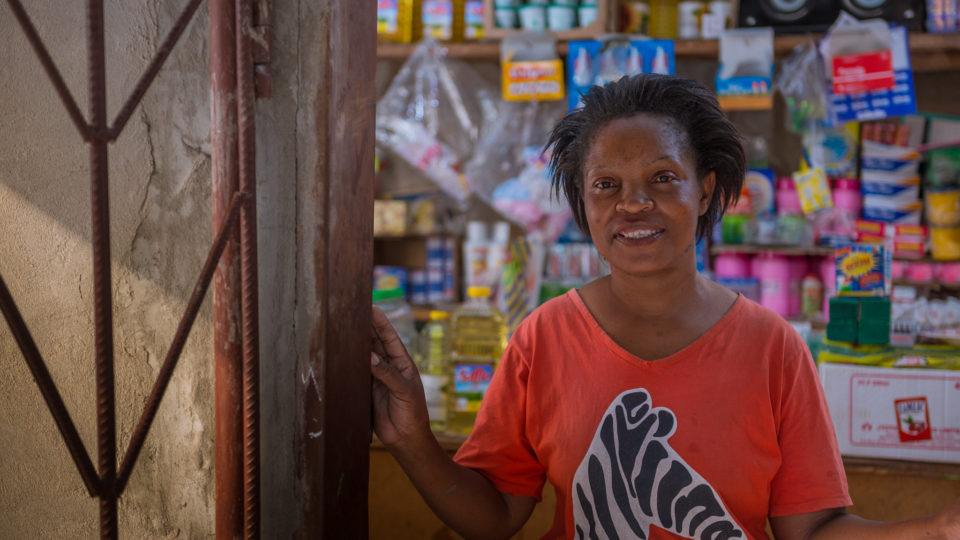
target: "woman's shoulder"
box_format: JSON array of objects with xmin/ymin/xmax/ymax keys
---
[
  {"xmin": 509, "ymin": 290, "xmax": 587, "ymax": 350},
  {"xmin": 727, "ymin": 295, "xmax": 812, "ymax": 359}
]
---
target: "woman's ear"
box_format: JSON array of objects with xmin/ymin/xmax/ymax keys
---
[{"xmin": 699, "ymin": 171, "xmax": 717, "ymax": 216}]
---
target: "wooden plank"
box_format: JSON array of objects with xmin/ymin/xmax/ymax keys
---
[{"xmin": 297, "ymin": 0, "xmax": 376, "ymax": 537}]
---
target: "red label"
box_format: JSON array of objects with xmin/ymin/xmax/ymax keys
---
[
  {"xmin": 895, "ymin": 397, "xmax": 932, "ymax": 442},
  {"xmin": 832, "ymin": 50, "xmax": 895, "ymax": 95}
]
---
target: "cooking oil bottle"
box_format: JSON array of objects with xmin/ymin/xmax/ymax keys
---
[
  {"xmin": 447, "ymin": 286, "xmax": 508, "ymax": 435},
  {"xmin": 416, "ymin": 310, "xmax": 450, "ymax": 431}
]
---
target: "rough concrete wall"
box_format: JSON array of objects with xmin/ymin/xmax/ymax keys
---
[{"xmin": 1, "ymin": 2, "xmax": 216, "ymax": 537}]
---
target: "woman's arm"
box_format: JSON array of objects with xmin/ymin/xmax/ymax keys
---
[
  {"xmin": 770, "ymin": 501, "xmax": 960, "ymax": 540},
  {"xmin": 371, "ymin": 307, "xmax": 536, "ymax": 539}
]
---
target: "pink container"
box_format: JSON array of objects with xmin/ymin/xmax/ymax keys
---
[
  {"xmin": 714, "ymin": 253, "xmax": 752, "ymax": 279},
  {"xmin": 906, "ymin": 262, "xmax": 935, "ymax": 284},
  {"xmin": 832, "ymin": 178, "xmax": 861, "ymax": 220},
  {"xmin": 891, "ymin": 260, "xmax": 907, "ymax": 281},
  {"xmin": 756, "ymin": 253, "xmax": 791, "ymax": 317},
  {"xmin": 938, "ymin": 262, "xmax": 960, "ymax": 284},
  {"xmin": 819, "ymin": 256, "xmax": 835, "ymax": 320},
  {"xmin": 776, "ymin": 177, "xmax": 802, "ymax": 216},
  {"xmin": 788, "ymin": 257, "xmax": 808, "ymax": 318}
]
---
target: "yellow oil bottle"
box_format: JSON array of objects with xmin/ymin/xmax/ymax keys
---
[
  {"xmin": 416, "ymin": 310, "xmax": 450, "ymax": 431},
  {"xmin": 446, "ymin": 286, "xmax": 507, "ymax": 435}
]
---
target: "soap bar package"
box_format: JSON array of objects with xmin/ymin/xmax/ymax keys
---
[{"xmin": 835, "ymin": 243, "xmax": 891, "ymax": 296}]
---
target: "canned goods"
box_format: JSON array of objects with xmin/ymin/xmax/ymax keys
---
[
  {"xmin": 678, "ymin": 1, "xmax": 706, "ymax": 39},
  {"xmin": 518, "ymin": 5, "xmax": 547, "ymax": 31},
  {"xmin": 926, "ymin": 189, "xmax": 960, "ymax": 227},
  {"xmin": 547, "ymin": 5, "xmax": 577, "ymax": 30},
  {"xmin": 931, "ymin": 226, "xmax": 960, "ymax": 261}
]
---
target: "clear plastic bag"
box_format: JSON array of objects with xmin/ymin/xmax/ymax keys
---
[
  {"xmin": 774, "ymin": 39, "xmax": 830, "ymax": 134},
  {"xmin": 376, "ymin": 40, "xmax": 501, "ymax": 204}
]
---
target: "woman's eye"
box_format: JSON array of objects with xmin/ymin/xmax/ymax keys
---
[
  {"xmin": 594, "ymin": 179, "xmax": 615, "ymax": 190},
  {"xmin": 653, "ymin": 174, "xmax": 675, "ymax": 184}
]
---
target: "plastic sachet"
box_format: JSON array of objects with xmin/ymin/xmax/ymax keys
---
[
  {"xmin": 376, "ymin": 39, "xmax": 501, "ymax": 204},
  {"xmin": 462, "ymin": 99, "xmax": 571, "ymax": 242},
  {"xmin": 775, "ymin": 39, "xmax": 830, "ymax": 134}
]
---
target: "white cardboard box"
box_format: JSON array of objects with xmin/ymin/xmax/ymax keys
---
[{"xmin": 819, "ymin": 363, "xmax": 960, "ymax": 463}]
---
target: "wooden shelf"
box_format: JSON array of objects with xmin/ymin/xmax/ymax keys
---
[
  {"xmin": 711, "ymin": 244, "xmax": 835, "ymax": 257},
  {"xmin": 378, "ymin": 33, "xmax": 960, "ymax": 71}
]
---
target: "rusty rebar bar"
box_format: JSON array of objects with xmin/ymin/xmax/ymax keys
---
[
  {"xmin": 0, "ymin": 273, "xmax": 101, "ymax": 497},
  {"xmin": 6, "ymin": 0, "xmax": 91, "ymax": 140},
  {"xmin": 210, "ymin": 0, "xmax": 246, "ymax": 536},
  {"xmin": 109, "ymin": 0, "xmax": 204, "ymax": 140},
  {"xmin": 116, "ymin": 191, "xmax": 247, "ymax": 493},
  {"xmin": 86, "ymin": 1, "xmax": 118, "ymax": 538},
  {"xmin": 236, "ymin": 0, "xmax": 261, "ymax": 537}
]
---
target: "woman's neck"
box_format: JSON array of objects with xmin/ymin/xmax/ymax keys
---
[{"xmin": 605, "ymin": 265, "xmax": 706, "ymax": 323}]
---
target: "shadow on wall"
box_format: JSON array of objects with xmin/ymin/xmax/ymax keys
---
[{"xmin": 0, "ymin": 1, "xmax": 214, "ymax": 305}]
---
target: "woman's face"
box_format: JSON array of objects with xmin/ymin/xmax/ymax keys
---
[{"xmin": 582, "ymin": 114, "xmax": 715, "ymax": 277}]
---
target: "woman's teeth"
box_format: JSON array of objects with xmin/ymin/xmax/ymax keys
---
[{"xmin": 619, "ymin": 229, "xmax": 660, "ymax": 239}]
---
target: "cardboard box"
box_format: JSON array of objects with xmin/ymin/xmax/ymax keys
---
[{"xmin": 819, "ymin": 362, "xmax": 960, "ymax": 463}]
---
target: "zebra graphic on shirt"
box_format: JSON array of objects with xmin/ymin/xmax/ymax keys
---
[{"xmin": 572, "ymin": 389, "xmax": 745, "ymax": 540}]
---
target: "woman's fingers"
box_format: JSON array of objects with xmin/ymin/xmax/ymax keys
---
[
  {"xmin": 372, "ymin": 306, "xmax": 416, "ymax": 372},
  {"xmin": 370, "ymin": 352, "xmax": 412, "ymax": 396}
]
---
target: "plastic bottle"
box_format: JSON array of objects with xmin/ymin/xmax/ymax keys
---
[
  {"xmin": 463, "ymin": 221, "xmax": 489, "ymax": 289},
  {"xmin": 485, "ymin": 222, "xmax": 511, "ymax": 294},
  {"xmin": 756, "ymin": 253, "xmax": 791, "ymax": 318},
  {"xmin": 801, "ymin": 274, "xmax": 823, "ymax": 320},
  {"xmin": 648, "ymin": 0, "xmax": 679, "ymax": 39},
  {"xmin": 832, "ymin": 178, "xmax": 861, "ymax": 222},
  {"xmin": 416, "ymin": 310, "xmax": 450, "ymax": 431},
  {"xmin": 373, "ymin": 287, "xmax": 418, "ymax": 353},
  {"xmin": 447, "ymin": 286, "xmax": 508, "ymax": 435}
]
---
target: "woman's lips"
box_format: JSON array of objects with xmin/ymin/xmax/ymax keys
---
[{"xmin": 613, "ymin": 226, "xmax": 666, "ymax": 246}]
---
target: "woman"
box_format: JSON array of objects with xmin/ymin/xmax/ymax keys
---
[{"xmin": 370, "ymin": 75, "xmax": 959, "ymax": 539}]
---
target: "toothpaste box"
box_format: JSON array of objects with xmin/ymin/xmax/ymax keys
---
[{"xmin": 819, "ymin": 363, "xmax": 960, "ymax": 463}]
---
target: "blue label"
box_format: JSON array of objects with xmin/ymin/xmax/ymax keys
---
[
  {"xmin": 830, "ymin": 26, "xmax": 916, "ymax": 123},
  {"xmin": 453, "ymin": 364, "xmax": 494, "ymax": 394},
  {"xmin": 566, "ymin": 40, "xmax": 675, "ymax": 111}
]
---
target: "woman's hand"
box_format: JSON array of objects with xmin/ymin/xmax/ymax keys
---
[{"xmin": 370, "ymin": 306, "xmax": 432, "ymax": 452}]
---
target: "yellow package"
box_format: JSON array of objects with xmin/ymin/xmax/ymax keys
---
[
  {"xmin": 794, "ymin": 166, "xmax": 833, "ymax": 215},
  {"xmin": 378, "ymin": 0, "xmax": 422, "ymax": 44}
]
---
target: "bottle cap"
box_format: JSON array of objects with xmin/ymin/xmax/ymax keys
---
[{"xmin": 467, "ymin": 286, "xmax": 492, "ymax": 299}]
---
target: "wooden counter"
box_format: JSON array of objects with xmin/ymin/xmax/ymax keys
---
[{"xmin": 369, "ymin": 435, "xmax": 960, "ymax": 539}]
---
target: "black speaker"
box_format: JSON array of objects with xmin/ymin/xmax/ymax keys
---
[{"xmin": 737, "ymin": 0, "xmax": 924, "ymax": 33}]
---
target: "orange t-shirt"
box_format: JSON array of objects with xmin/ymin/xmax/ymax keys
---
[{"xmin": 454, "ymin": 290, "xmax": 851, "ymax": 539}]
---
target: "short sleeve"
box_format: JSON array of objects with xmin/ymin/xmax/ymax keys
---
[
  {"xmin": 453, "ymin": 341, "xmax": 547, "ymax": 500},
  {"xmin": 769, "ymin": 334, "xmax": 853, "ymax": 516}
]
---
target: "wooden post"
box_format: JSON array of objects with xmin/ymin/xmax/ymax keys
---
[{"xmin": 294, "ymin": 1, "xmax": 376, "ymax": 536}]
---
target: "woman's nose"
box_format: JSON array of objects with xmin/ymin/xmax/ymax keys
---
[{"xmin": 615, "ymin": 186, "xmax": 654, "ymax": 214}]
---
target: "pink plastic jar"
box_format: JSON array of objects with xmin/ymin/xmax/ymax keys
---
[
  {"xmin": 891, "ymin": 260, "xmax": 907, "ymax": 281},
  {"xmin": 714, "ymin": 253, "xmax": 752, "ymax": 279},
  {"xmin": 906, "ymin": 262, "xmax": 935, "ymax": 284},
  {"xmin": 938, "ymin": 262, "xmax": 960, "ymax": 285},
  {"xmin": 832, "ymin": 178, "xmax": 862, "ymax": 221},
  {"xmin": 776, "ymin": 177, "xmax": 802, "ymax": 216},
  {"xmin": 756, "ymin": 253, "xmax": 791, "ymax": 317}
]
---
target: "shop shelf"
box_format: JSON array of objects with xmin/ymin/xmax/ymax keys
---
[{"xmin": 378, "ymin": 33, "xmax": 960, "ymax": 72}]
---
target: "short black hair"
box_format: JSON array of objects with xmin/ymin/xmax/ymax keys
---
[{"xmin": 545, "ymin": 74, "xmax": 745, "ymax": 240}]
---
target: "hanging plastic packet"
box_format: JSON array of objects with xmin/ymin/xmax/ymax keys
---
[
  {"xmin": 774, "ymin": 39, "xmax": 829, "ymax": 134},
  {"xmin": 376, "ymin": 40, "xmax": 500, "ymax": 204}
]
